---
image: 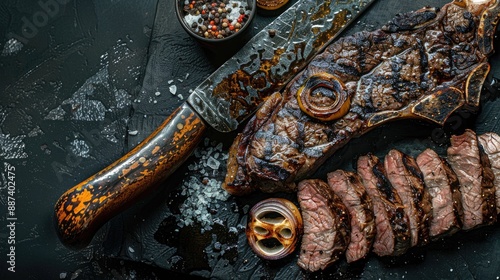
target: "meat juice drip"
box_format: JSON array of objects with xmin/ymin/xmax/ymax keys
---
[{"xmin": 294, "ymin": 130, "xmax": 500, "ymax": 272}]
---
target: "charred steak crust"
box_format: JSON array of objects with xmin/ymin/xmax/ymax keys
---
[
  {"xmin": 297, "ymin": 179, "xmax": 350, "ymax": 272},
  {"xmin": 385, "ymin": 150, "xmax": 432, "ymax": 247},
  {"xmin": 223, "ymin": 133, "xmax": 255, "ymax": 196},
  {"xmin": 222, "ymin": 93, "xmax": 288, "ymax": 195},
  {"xmin": 478, "ymin": 132, "xmax": 500, "ymax": 214},
  {"xmin": 327, "ymin": 170, "xmax": 376, "ymax": 263},
  {"xmin": 357, "ymin": 154, "xmax": 411, "ymax": 257},
  {"xmin": 447, "ymin": 129, "xmax": 488, "ymax": 230},
  {"xmin": 416, "ymin": 148, "xmax": 463, "ymax": 238}
]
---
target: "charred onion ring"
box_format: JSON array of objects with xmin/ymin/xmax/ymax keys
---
[
  {"xmin": 297, "ymin": 73, "xmax": 351, "ymax": 122},
  {"xmin": 246, "ymin": 198, "xmax": 303, "ymax": 260}
]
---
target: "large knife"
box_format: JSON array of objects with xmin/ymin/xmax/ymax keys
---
[{"xmin": 54, "ymin": 0, "xmax": 375, "ymax": 248}]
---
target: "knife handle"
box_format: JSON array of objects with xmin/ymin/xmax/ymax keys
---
[{"xmin": 54, "ymin": 103, "xmax": 207, "ymax": 248}]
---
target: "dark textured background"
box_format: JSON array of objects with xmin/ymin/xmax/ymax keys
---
[{"xmin": 1, "ymin": 0, "xmax": 500, "ymax": 279}]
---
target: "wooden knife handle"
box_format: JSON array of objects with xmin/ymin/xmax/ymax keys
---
[{"xmin": 54, "ymin": 103, "xmax": 207, "ymax": 248}]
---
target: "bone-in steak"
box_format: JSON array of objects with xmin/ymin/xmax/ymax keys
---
[{"xmin": 223, "ymin": 1, "xmax": 494, "ymax": 196}]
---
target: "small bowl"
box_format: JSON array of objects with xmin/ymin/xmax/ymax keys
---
[
  {"xmin": 256, "ymin": 0, "xmax": 291, "ymax": 16},
  {"xmin": 176, "ymin": 0, "xmax": 257, "ymax": 51}
]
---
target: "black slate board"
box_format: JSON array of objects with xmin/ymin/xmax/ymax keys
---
[{"xmin": 2, "ymin": 0, "xmax": 500, "ymax": 279}]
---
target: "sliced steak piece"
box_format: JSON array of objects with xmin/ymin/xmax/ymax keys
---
[
  {"xmin": 357, "ymin": 154, "xmax": 411, "ymax": 257},
  {"xmin": 297, "ymin": 179, "xmax": 350, "ymax": 272},
  {"xmin": 327, "ymin": 170, "xmax": 376, "ymax": 263},
  {"xmin": 416, "ymin": 148, "xmax": 463, "ymax": 238},
  {"xmin": 478, "ymin": 139, "xmax": 497, "ymax": 225},
  {"xmin": 384, "ymin": 149, "xmax": 432, "ymax": 247},
  {"xmin": 447, "ymin": 129, "xmax": 496, "ymax": 230},
  {"xmin": 478, "ymin": 132, "xmax": 500, "ymax": 214}
]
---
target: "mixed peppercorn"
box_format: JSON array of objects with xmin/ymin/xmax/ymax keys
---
[{"xmin": 182, "ymin": 0, "xmax": 252, "ymax": 40}]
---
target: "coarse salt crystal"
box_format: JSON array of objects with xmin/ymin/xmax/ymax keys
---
[
  {"xmin": 169, "ymin": 85, "xmax": 177, "ymax": 94},
  {"xmin": 207, "ymin": 156, "xmax": 220, "ymax": 169},
  {"xmin": 215, "ymin": 142, "xmax": 223, "ymax": 151},
  {"xmin": 177, "ymin": 138, "xmax": 229, "ymax": 232},
  {"xmin": 184, "ymin": 14, "xmax": 202, "ymax": 29}
]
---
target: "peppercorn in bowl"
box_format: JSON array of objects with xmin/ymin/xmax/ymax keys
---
[{"xmin": 176, "ymin": 0, "xmax": 256, "ymax": 48}]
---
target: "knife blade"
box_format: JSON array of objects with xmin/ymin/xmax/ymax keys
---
[{"xmin": 54, "ymin": 0, "xmax": 376, "ymax": 248}]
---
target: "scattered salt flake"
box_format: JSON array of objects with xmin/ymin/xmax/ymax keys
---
[
  {"xmin": 70, "ymin": 139, "xmax": 90, "ymax": 158},
  {"xmin": 178, "ymin": 78, "xmax": 184, "ymax": 83},
  {"xmin": 2, "ymin": 38, "xmax": 23, "ymax": 56},
  {"xmin": 185, "ymin": 73, "xmax": 190, "ymax": 79},
  {"xmin": 128, "ymin": 130, "xmax": 138, "ymax": 136},
  {"xmin": 169, "ymin": 85, "xmax": 177, "ymax": 95},
  {"xmin": 155, "ymin": 91, "xmax": 161, "ymax": 96},
  {"xmin": 60, "ymin": 272, "xmax": 67, "ymax": 279},
  {"xmin": 70, "ymin": 269, "xmax": 82, "ymax": 280},
  {"xmin": 168, "ymin": 80, "xmax": 174, "ymax": 84},
  {"xmin": 177, "ymin": 138, "xmax": 229, "ymax": 233},
  {"xmin": 228, "ymin": 227, "xmax": 238, "ymax": 234},
  {"xmin": 178, "ymin": 94, "xmax": 184, "ymax": 100},
  {"xmin": 215, "ymin": 142, "xmax": 223, "ymax": 151},
  {"xmin": 45, "ymin": 106, "xmax": 65, "ymax": 120},
  {"xmin": 128, "ymin": 246, "xmax": 135, "ymax": 253},
  {"xmin": 28, "ymin": 126, "xmax": 44, "ymax": 137}
]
